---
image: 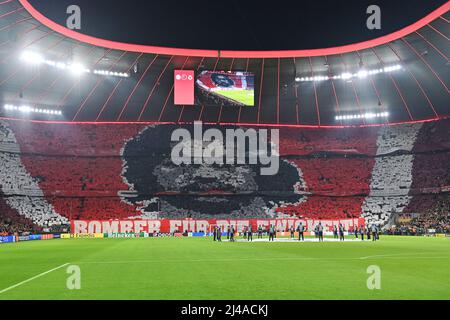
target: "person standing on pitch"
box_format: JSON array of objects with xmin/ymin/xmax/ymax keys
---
[
  {"xmin": 317, "ymin": 222, "xmax": 324, "ymax": 242},
  {"xmin": 333, "ymin": 225, "xmax": 338, "ymax": 239},
  {"xmin": 248, "ymin": 225, "xmax": 253, "ymax": 242},
  {"xmin": 339, "ymin": 223, "xmax": 345, "ymax": 241},
  {"xmin": 268, "ymin": 225, "xmax": 275, "ymax": 242},
  {"xmin": 371, "ymin": 224, "xmax": 377, "ymax": 242},
  {"xmin": 366, "ymin": 226, "xmax": 371, "ymax": 240},
  {"xmin": 298, "ymin": 222, "xmax": 305, "ymax": 241},
  {"xmin": 227, "ymin": 226, "xmax": 231, "ymax": 240},
  {"xmin": 217, "ymin": 226, "xmax": 222, "ymax": 242},
  {"xmin": 354, "ymin": 226, "xmax": 359, "ymax": 239},
  {"xmin": 360, "ymin": 225, "xmax": 365, "ymax": 241},
  {"xmin": 290, "ymin": 225, "xmax": 295, "ymax": 239},
  {"xmin": 258, "ymin": 225, "xmax": 263, "ymax": 239},
  {"xmin": 213, "ymin": 226, "xmax": 217, "ymax": 241}
]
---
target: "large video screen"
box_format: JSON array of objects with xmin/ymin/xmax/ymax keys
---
[{"xmin": 196, "ymin": 71, "xmax": 255, "ymax": 107}]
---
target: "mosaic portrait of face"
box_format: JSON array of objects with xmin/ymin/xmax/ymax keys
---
[{"xmin": 121, "ymin": 125, "xmax": 304, "ymax": 218}]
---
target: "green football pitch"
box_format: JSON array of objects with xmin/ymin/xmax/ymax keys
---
[
  {"xmin": 0, "ymin": 236, "xmax": 449, "ymax": 300},
  {"xmin": 215, "ymin": 89, "xmax": 254, "ymax": 106}
]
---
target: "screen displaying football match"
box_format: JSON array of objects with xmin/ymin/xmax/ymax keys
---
[{"xmin": 196, "ymin": 71, "xmax": 255, "ymax": 107}]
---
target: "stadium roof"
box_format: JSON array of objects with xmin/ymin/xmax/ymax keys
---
[{"xmin": 0, "ymin": 0, "xmax": 448, "ymax": 127}]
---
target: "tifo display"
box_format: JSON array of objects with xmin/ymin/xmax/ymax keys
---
[{"xmin": 0, "ymin": 118, "xmax": 448, "ymax": 237}]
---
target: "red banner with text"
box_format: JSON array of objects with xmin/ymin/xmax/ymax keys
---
[{"xmin": 71, "ymin": 218, "xmax": 365, "ymax": 234}]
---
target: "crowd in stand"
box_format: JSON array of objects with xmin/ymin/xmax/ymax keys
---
[
  {"xmin": 276, "ymin": 196, "xmax": 364, "ymax": 219},
  {"xmin": 0, "ymin": 196, "xmax": 41, "ymax": 236},
  {"xmin": 7, "ymin": 121, "xmax": 142, "ymax": 156},
  {"xmin": 279, "ymin": 127, "xmax": 381, "ymax": 156},
  {"xmin": 387, "ymin": 195, "xmax": 450, "ymax": 235},
  {"xmin": 0, "ymin": 218, "xmax": 38, "ymax": 236},
  {"xmin": 410, "ymin": 152, "xmax": 450, "ymax": 189}
]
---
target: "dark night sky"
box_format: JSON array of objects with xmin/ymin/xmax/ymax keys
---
[{"xmin": 28, "ymin": 0, "xmax": 447, "ymax": 51}]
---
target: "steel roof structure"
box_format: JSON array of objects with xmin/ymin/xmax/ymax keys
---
[{"xmin": 0, "ymin": 0, "xmax": 448, "ymax": 127}]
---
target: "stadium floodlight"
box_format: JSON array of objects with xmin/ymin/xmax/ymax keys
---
[
  {"xmin": 20, "ymin": 51, "xmax": 45, "ymax": 65},
  {"xmin": 55, "ymin": 62, "xmax": 67, "ymax": 70},
  {"xmin": 384, "ymin": 65, "xmax": 402, "ymax": 72},
  {"xmin": 19, "ymin": 51, "xmax": 129, "ymax": 79},
  {"xmin": 357, "ymin": 70, "xmax": 369, "ymax": 79},
  {"xmin": 18, "ymin": 105, "xmax": 32, "ymax": 113},
  {"xmin": 298, "ymin": 64, "xmax": 402, "ymax": 82},
  {"xmin": 336, "ymin": 112, "xmax": 389, "ymax": 121},
  {"xmin": 69, "ymin": 63, "xmax": 90, "ymax": 75},
  {"xmin": 341, "ymin": 72, "xmax": 353, "ymax": 80},
  {"xmin": 93, "ymin": 69, "xmax": 130, "ymax": 78},
  {"xmin": 3, "ymin": 104, "xmax": 62, "ymax": 116}
]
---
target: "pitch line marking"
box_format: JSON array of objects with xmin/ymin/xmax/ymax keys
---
[
  {"xmin": 0, "ymin": 263, "xmax": 69, "ymax": 294},
  {"xmin": 74, "ymin": 254, "xmax": 450, "ymax": 265},
  {"xmin": 359, "ymin": 252, "xmax": 434, "ymax": 260}
]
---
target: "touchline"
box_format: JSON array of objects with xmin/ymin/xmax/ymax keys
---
[{"xmin": 171, "ymin": 121, "xmax": 279, "ymax": 176}]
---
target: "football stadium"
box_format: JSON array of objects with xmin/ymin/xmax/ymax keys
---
[{"xmin": 0, "ymin": 0, "xmax": 449, "ymax": 304}]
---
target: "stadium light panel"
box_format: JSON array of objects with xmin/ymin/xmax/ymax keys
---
[
  {"xmin": 20, "ymin": 51, "xmax": 45, "ymax": 65},
  {"xmin": 19, "ymin": 51, "xmax": 128, "ymax": 79},
  {"xmin": 357, "ymin": 70, "xmax": 368, "ymax": 79},
  {"xmin": 69, "ymin": 63, "xmax": 89, "ymax": 75},
  {"xmin": 4, "ymin": 104, "xmax": 62, "ymax": 116},
  {"xmin": 93, "ymin": 69, "xmax": 130, "ymax": 78},
  {"xmin": 335, "ymin": 112, "xmax": 389, "ymax": 121},
  {"xmin": 298, "ymin": 64, "xmax": 402, "ymax": 83},
  {"xmin": 341, "ymin": 73, "xmax": 353, "ymax": 80}
]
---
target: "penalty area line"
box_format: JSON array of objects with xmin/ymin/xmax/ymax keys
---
[{"xmin": 0, "ymin": 263, "xmax": 69, "ymax": 294}]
